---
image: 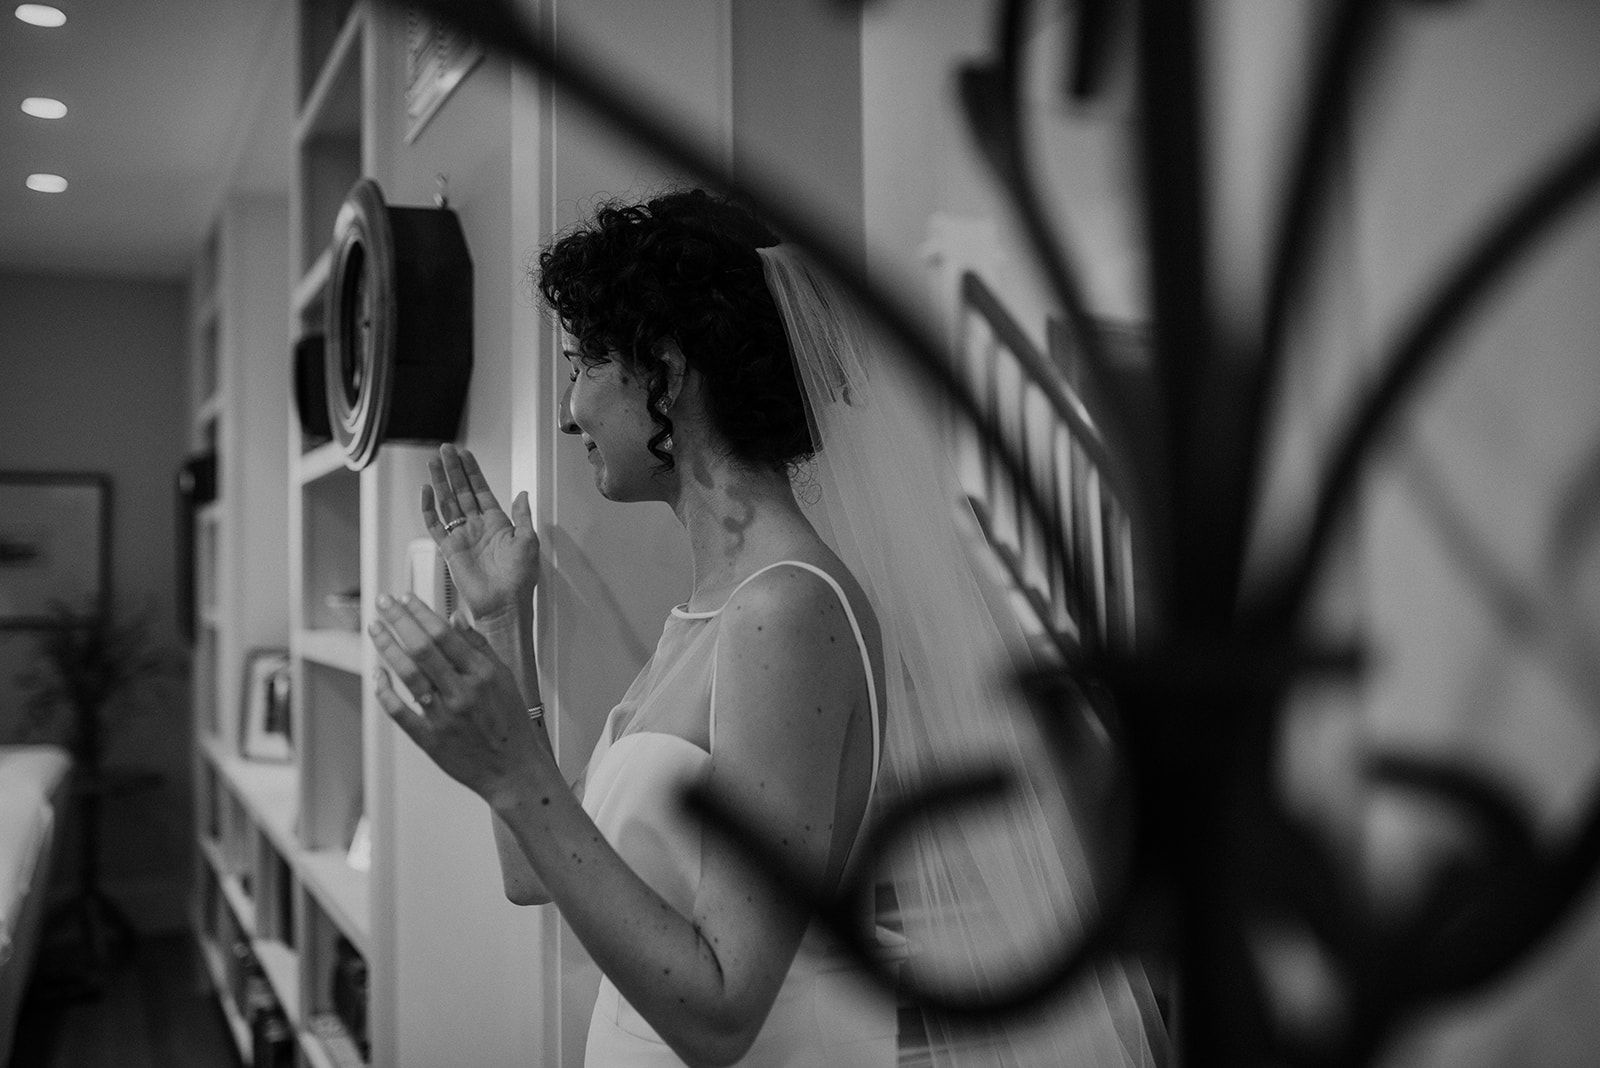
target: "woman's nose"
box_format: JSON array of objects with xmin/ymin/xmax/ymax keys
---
[{"xmin": 558, "ymin": 383, "xmax": 579, "ymax": 435}]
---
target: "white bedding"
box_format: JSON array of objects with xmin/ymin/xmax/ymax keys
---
[{"xmin": 0, "ymin": 745, "xmax": 71, "ymax": 967}]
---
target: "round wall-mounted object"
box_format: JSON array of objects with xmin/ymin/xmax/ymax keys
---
[
  {"xmin": 324, "ymin": 178, "xmax": 473, "ymax": 470},
  {"xmin": 293, "ymin": 334, "xmax": 331, "ymax": 442}
]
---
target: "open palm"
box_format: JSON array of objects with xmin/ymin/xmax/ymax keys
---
[{"xmin": 423, "ymin": 444, "xmax": 540, "ymax": 623}]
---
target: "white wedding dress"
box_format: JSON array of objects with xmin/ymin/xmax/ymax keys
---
[{"xmin": 581, "ymin": 560, "xmax": 897, "ymax": 1067}]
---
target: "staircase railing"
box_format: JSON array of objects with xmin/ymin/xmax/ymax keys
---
[{"xmin": 953, "ymin": 270, "xmax": 1138, "ymax": 663}]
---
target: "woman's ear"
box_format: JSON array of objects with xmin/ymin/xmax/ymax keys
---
[{"xmin": 655, "ymin": 339, "xmax": 689, "ymax": 411}]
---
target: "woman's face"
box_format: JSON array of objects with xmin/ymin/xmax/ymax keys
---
[{"xmin": 559, "ymin": 342, "xmax": 665, "ymax": 502}]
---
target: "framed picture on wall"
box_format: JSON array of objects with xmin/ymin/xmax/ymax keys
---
[
  {"xmin": 403, "ymin": 5, "xmax": 482, "ymax": 143},
  {"xmin": 0, "ymin": 472, "xmax": 111, "ymax": 628},
  {"xmin": 241, "ymin": 648, "xmax": 293, "ymax": 762}
]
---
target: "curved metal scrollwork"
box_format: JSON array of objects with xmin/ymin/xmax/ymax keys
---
[{"xmin": 387, "ymin": 0, "xmax": 1600, "ymax": 1063}]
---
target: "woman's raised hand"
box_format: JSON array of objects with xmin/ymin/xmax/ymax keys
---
[
  {"xmin": 424, "ymin": 444, "xmax": 540, "ymax": 625},
  {"xmin": 369, "ymin": 593, "xmax": 546, "ymax": 804}
]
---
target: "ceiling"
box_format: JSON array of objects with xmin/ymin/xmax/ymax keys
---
[{"xmin": 0, "ymin": 0, "xmax": 292, "ymax": 281}]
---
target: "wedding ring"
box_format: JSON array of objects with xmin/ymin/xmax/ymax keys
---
[
  {"xmin": 417, "ymin": 691, "xmax": 435, "ymax": 707},
  {"xmin": 442, "ymin": 517, "xmax": 467, "ymax": 533}
]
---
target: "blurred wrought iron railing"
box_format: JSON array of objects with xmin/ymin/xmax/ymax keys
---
[{"xmin": 387, "ymin": 1, "xmax": 1600, "ymax": 1064}]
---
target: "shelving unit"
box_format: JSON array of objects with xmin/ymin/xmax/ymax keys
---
[
  {"xmin": 184, "ymin": 1, "xmax": 565, "ymax": 1061},
  {"xmin": 188, "ymin": 185, "xmax": 295, "ymax": 1066},
  {"xmin": 287, "ymin": 79, "xmax": 369, "ymax": 1038},
  {"xmin": 190, "ymin": 4, "xmax": 546, "ymax": 1065},
  {"xmin": 186, "ymin": 7, "xmax": 373, "ymax": 1063}
]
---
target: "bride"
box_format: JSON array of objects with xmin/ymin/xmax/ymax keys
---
[{"xmin": 368, "ymin": 189, "xmax": 1161, "ymax": 1066}]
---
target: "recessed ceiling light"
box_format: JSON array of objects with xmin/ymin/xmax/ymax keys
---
[
  {"xmin": 21, "ymin": 97, "xmax": 67, "ymax": 119},
  {"xmin": 26, "ymin": 173, "xmax": 68, "ymax": 193},
  {"xmin": 15, "ymin": 5, "xmax": 66, "ymax": 27}
]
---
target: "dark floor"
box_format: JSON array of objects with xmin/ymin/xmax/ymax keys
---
[{"xmin": 11, "ymin": 927, "xmax": 241, "ymax": 1068}]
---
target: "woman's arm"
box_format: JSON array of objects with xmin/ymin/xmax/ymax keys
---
[
  {"xmin": 421, "ymin": 444, "xmax": 557, "ymax": 903},
  {"xmin": 472, "ymin": 606, "xmax": 557, "ymax": 905},
  {"xmin": 369, "ymin": 570, "xmax": 867, "ymax": 1066}
]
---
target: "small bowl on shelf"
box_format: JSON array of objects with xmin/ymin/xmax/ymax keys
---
[{"xmin": 324, "ymin": 591, "xmax": 362, "ymax": 631}]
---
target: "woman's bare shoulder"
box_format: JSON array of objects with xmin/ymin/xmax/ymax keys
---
[{"xmin": 735, "ymin": 540, "xmax": 878, "ymax": 631}]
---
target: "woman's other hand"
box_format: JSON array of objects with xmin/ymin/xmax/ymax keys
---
[
  {"xmin": 424, "ymin": 444, "xmax": 539, "ymax": 625},
  {"xmin": 370, "ymin": 593, "xmax": 547, "ymax": 805}
]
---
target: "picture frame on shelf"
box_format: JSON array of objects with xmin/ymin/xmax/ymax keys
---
[
  {"xmin": 0, "ymin": 472, "xmax": 111, "ymax": 629},
  {"xmin": 241, "ymin": 648, "xmax": 293, "ymax": 762}
]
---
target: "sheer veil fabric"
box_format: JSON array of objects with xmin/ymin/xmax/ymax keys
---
[{"xmin": 758, "ymin": 245, "xmax": 1164, "ymax": 1066}]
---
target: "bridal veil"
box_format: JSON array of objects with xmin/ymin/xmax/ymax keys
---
[{"xmin": 759, "ymin": 244, "xmax": 1164, "ymax": 1067}]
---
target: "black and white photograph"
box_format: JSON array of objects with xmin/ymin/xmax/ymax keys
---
[{"xmin": 3, "ymin": 2, "xmax": 1600, "ymax": 1067}]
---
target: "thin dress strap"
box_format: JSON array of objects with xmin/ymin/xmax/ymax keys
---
[{"xmin": 707, "ymin": 560, "xmax": 882, "ymax": 811}]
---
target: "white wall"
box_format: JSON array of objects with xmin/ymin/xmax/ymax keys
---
[
  {"xmin": 0, "ymin": 270, "xmax": 193, "ymax": 930},
  {"xmin": 732, "ymin": 1, "xmax": 863, "ymax": 261}
]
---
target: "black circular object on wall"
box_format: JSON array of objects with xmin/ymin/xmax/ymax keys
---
[
  {"xmin": 293, "ymin": 334, "xmax": 331, "ymax": 442},
  {"xmin": 324, "ymin": 178, "xmax": 473, "ymax": 470}
]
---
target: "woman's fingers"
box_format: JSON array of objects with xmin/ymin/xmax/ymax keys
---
[
  {"xmin": 373, "ymin": 593, "xmax": 480, "ymax": 678},
  {"xmin": 439, "ymin": 444, "xmax": 484, "ymax": 519},
  {"xmin": 368, "ymin": 611, "xmax": 441, "ymax": 712},
  {"xmin": 512, "ymin": 490, "xmax": 532, "ymax": 535},
  {"xmin": 426, "ymin": 446, "xmax": 521, "ymax": 546},
  {"xmin": 374, "ymin": 666, "xmax": 434, "ymax": 744},
  {"xmin": 421, "ymin": 482, "xmax": 446, "ymax": 539},
  {"xmin": 457, "ymin": 447, "xmax": 506, "ymax": 518}
]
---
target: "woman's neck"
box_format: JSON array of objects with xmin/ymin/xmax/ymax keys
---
[{"xmin": 668, "ymin": 451, "xmax": 808, "ymax": 605}]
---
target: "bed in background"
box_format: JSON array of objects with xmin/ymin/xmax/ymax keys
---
[{"xmin": 0, "ymin": 744, "xmax": 73, "ymax": 1060}]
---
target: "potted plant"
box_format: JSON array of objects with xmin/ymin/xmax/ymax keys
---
[{"xmin": 15, "ymin": 600, "xmax": 185, "ymax": 976}]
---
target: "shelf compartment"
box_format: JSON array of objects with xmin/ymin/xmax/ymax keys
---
[
  {"xmin": 207, "ymin": 735, "xmax": 300, "ymax": 860},
  {"xmin": 198, "ymin": 928, "xmax": 254, "ymax": 1064},
  {"xmin": 295, "ymin": 247, "xmax": 332, "ymax": 319},
  {"xmin": 201, "ymin": 837, "xmax": 258, "ymax": 936},
  {"xmin": 298, "ymin": 0, "xmax": 362, "ymax": 111},
  {"xmin": 302, "ymin": 892, "xmax": 370, "ymax": 1066},
  {"xmin": 301, "ymin": 464, "xmax": 360, "ymax": 629},
  {"xmin": 298, "ymin": 131, "xmax": 362, "ymax": 278},
  {"xmin": 255, "ymin": 937, "xmax": 302, "ymax": 1026},
  {"xmin": 201, "ymin": 760, "xmax": 221, "ymax": 842},
  {"xmin": 299, "ymin": 661, "xmax": 364, "ymax": 855},
  {"xmin": 299, "ymin": 627, "xmax": 365, "ymax": 674},
  {"xmin": 300, "ymin": 848, "xmax": 371, "ymax": 957},
  {"xmin": 295, "ymin": 6, "xmax": 363, "ymax": 277},
  {"xmin": 197, "ymin": 514, "xmax": 219, "ymax": 618},
  {"xmin": 305, "ymin": 1012, "xmax": 368, "ymax": 1068},
  {"xmin": 195, "ymin": 626, "xmax": 220, "ymax": 739},
  {"xmin": 298, "ymin": 439, "xmax": 348, "ymax": 485}
]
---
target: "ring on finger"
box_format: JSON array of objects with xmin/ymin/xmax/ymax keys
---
[
  {"xmin": 443, "ymin": 516, "xmax": 467, "ymax": 533},
  {"xmin": 416, "ymin": 689, "xmax": 436, "ymax": 707}
]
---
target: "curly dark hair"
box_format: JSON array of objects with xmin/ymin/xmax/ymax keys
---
[{"xmin": 535, "ymin": 189, "xmax": 812, "ymax": 472}]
